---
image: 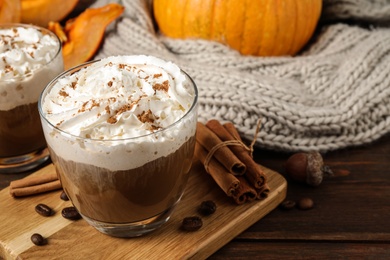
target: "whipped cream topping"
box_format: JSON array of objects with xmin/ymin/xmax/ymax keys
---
[
  {"xmin": 0, "ymin": 26, "xmax": 60, "ymax": 79},
  {"xmin": 42, "ymin": 55, "xmax": 195, "ymax": 139},
  {"xmin": 0, "ymin": 25, "xmax": 63, "ymax": 110},
  {"xmin": 40, "ymin": 55, "xmax": 198, "ymax": 171}
]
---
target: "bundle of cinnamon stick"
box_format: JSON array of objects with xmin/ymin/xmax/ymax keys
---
[{"xmin": 195, "ymin": 120, "xmax": 270, "ymax": 204}]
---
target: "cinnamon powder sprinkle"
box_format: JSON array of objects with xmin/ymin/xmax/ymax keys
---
[
  {"xmin": 70, "ymin": 81, "xmax": 77, "ymax": 89},
  {"xmin": 153, "ymin": 80, "xmax": 169, "ymax": 92},
  {"xmin": 79, "ymin": 102, "xmax": 88, "ymax": 113},
  {"xmin": 149, "ymin": 125, "xmax": 161, "ymax": 131},
  {"xmin": 105, "ymin": 105, "xmax": 110, "ymax": 114},
  {"xmin": 137, "ymin": 109, "xmax": 157, "ymax": 124},
  {"xmin": 59, "ymin": 90, "xmax": 69, "ymax": 97},
  {"xmin": 137, "ymin": 109, "xmax": 162, "ymax": 131},
  {"xmin": 108, "ymin": 97, "xmax": 117, "ymax": 103},
  {"xmin": 153, "ymin": 73, "xmax": 162, "ymax": 78},
  {"xmin": 56, "ymin": 120, "xmax": 64, "ymax": 126},
  {"xmin": 90, "ymin": 100, "xmax": 100, "ymax": 109},
  {"xmin": 107, "ymin": 116, "xmax": 117, "ymax": 124},
  {"xmin": 78, "ymin": 99, "xmax": 100, "ymax": 113},
  {"xmin": 116, "ymin": 103, "xmax": 133, "ymax": 115},
  {"xmin": 106, "ymin": 103, "xmax": 134, "ymax": 124},
  {"xmin": 5, "ymin": 65, "xmax": 13, "ymax": 73}
]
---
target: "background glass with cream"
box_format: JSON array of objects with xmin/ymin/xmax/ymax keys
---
[
  {"xmin": 0, "ymin": 23, "xmax": 63, "ymax": 173},
  {"xmin": 39, "ymin": 55, "xmax": 198, "ymax": 237}
]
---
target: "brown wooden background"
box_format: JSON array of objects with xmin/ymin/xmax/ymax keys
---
[{"xmin": 2, "ymin": 134, "xmax": 389, "ymax": 259}]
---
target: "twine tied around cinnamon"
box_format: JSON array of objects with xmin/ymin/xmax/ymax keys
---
[
  {"xmin": 195, "ymin": 119, "xmax": 269, "ymax": 203},
  {"xmin": 203, "ymin": 118, "xmax": 262, "ymax": 174}
]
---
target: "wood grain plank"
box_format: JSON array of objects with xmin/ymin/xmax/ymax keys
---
[
  {"xmin": 208, "ymin": 241, "xmax": 390, "ymax": 259},
  {"xmin": 239, "ymin": 135, "xmax": 390, "ymax": 243},
  {"xmin": 0, "ymin": 162, "xmax": 287, "ymax": 260}
]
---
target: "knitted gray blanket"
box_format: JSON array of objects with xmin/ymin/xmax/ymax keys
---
[{"xmin": 92, "ymin": 0, "xmax": 390, "ymax": 152}]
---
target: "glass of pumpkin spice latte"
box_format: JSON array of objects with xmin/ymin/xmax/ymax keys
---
[
  {"xmin": 39, "ymin": 55, "xmax": 198, "ymax": 237},
  {"xmin": 0, "ymin": 23, "xmax": 63, "ymax": 173}
]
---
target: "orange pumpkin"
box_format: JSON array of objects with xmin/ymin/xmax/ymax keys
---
[
  {"xmin": 153, "ymin": 0, "xmax": 322, "ymax": 56},
  {"xmin": 0, "ymin": 0, "xmax": 21, "ymax": 23},
  {"xmin": 21, "ymin": 0, "xmax": 79, "ymax": 27}
]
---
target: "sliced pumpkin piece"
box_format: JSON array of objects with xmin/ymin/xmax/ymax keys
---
[
  {"xmin": 48, "ymin": 21, "xmax": 68, "ymax": 43},
  {"xmin": 0, "ymin": 0, "xmax": 21, "ymax": 23},
  {"xmin": 58, "ymin": 3, "xmax": 124, "ymax": 70},
  {"xmin": 21, "ymin": 0, "xmax": 79, "ymax": 27}
]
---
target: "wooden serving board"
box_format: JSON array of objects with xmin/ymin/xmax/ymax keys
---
[{"xmin": 0, "ymin": 162, "xmax": 287, "ymax": 260}]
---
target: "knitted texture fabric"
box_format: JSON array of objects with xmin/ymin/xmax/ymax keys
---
[{"xmin": 92, "ymin": 0, "xmax": 390, "ymax": 152}]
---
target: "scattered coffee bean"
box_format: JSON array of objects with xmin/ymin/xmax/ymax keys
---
[
  {"xmin": 297, "ymin": 197, "xmax": 314, "ymax": 210},
  {"xmin": 35, "ymin": 203, "xmax": 53, "ymax": 217},
  {"xmin": 61, "ymin": 206, "xmax": 81, "ymax": 220},
  {"xmin": 198, "ymin": 200, "xmax": 217, "ymax": 216},
  {"xmin": 60, "ymin": 191, "xmax": 69, "ymax": 201},
  {"xmin": 181, "ymin": 216, "xmax": 203, "ymax": 231},
  {"xmin": 280, "ymin": 200, "xmax": 296, "ymax": 210},
  {"xmin": 31, "ymin": 233, "xmax": 46, "ymax": 246}
]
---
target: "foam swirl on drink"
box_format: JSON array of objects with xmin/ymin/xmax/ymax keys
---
[
  {"xmin": 40, "ymin": 55, "xmax": 198, "ymax": 171},
  {"xmin": 0, "ymin": 25, "xmax": 62, "ymax": 110}
]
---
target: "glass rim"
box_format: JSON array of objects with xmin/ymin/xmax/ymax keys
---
[
  {"xmin": 0, "ymin": 23, "xmax": 63, "ymax": 82},
  {"xmin": 38, "ymin": 59, "xmax": 199, "ymax": 143}
]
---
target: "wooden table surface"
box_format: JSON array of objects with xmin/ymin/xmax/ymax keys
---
[{"xmin": 1, "ymin": 134, "xmax": 389, "ymax": 259}]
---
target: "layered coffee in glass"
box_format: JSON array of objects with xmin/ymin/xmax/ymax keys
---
[
  {"xmin": 0, "ymin": 24, "xmax": 63, "ymax": 173},
  {"xmin": 39, "ymin": 55, "xmax": 198, "ymax": 237}
]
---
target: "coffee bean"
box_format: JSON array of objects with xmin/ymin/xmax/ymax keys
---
[
  {"xmin": 35, "ymin": 203, "xmax": 53, "ymax": 217},
  {"xmin": 61, "ymin": 206, "xmax": 81, "ymax": 220},
  {"xmin": 31, "ymin": 233, "xmax": 46, "ymax": 246},
  {"xmin": 280, "ymin": 200, "xmax": 296, "ymax": 210},
  {"xmin": 297, "ymin": 197, "xmax": 314, "ymax": 210},
  {"xmin": 181, "ymin": 216, "xmax": 203, "ymax": 231},
  {"xmin": 198, "ymin": 200, "xmax": 217, "ymax": 216},
  {"xmin": 60, "ymin": 191, "xmax": 69, "ymax": 201}
]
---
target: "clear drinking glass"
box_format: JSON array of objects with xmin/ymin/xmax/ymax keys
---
[
  {"xmin": 38, "ymin": 57, "xmax": 198, "ymax": 237},
  {"xmin": 0, "ymin": 23, "xmax": 63, "ymax": 173}
]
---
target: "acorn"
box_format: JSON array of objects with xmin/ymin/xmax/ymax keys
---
[{"xmin": 285, "ymin": 151, "xmax": 333, "ymax": 187}]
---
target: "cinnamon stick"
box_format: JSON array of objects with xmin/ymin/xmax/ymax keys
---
[
  {"xmin": 256, "ymin": 184, "xmax": 270, "ymax": 200},
  {"xmin": 196, "ymin": 122, "xmax": 246, "ymax": 175},
  {"xmin": 195, "ymin": 141, "xmax": 240, "ymax": 196},
  {"xmin": 10, "ymin": 180, "xmax": 62, "ymax": 197},
  {"xmin": 232, "ymin": 175, "xmax": 258, "ymax": 205},
  {"xmin": 10, "ymin": 172, "xmax": 58, "ymax": 189},
  {"xmin": 9, "ymin": 172, "xmax": 61, "ymax": 197},
  {"xmin": 205, "ymin": 120, "xmax": 267, "ymax": 189}
]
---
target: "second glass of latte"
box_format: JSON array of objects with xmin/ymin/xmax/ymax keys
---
[{"xmin": 0, "ymin": 23, "xmax": 63, "ymax": 173}]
